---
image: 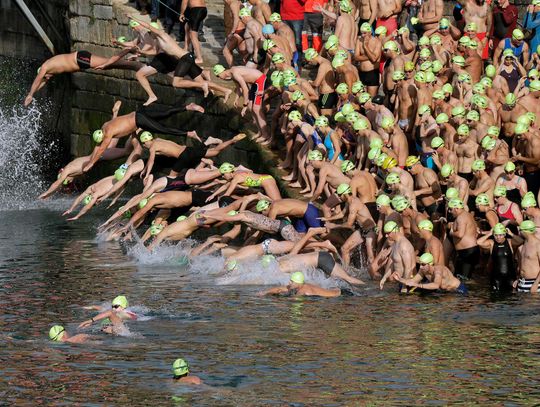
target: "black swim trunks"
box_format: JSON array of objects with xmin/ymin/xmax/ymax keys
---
[
  {"xmin": 172, "ymin": 140, "xmax": 207, "ymax": 172},
  {"xmin": 317, "ymin": 252, "xmax": 336, "ymax": 277},
  {"xmin": 185, "ymin": 7, "xmax": 208, "ymax": 32},
  {"xmin": 318, "ymin": 92, "xmax": 338, "ymax": 110},
  {"xmin": 191, "ymin": 189, "xmax": 213, "ymax": 207},
  {"xmin": 359, "ymin": 69, "xmax": 380, "ymax": 87},
  {"xmin": 162, "ymin": 170, "xmax": 190, "ymax": 192},
  {"xmin": 76, "ymin": 50, "xmax": 92, "ymax": 70},
  {"xmin": 174, "ymin": 53, "xmax": 203, "ymax": 79},
  {"xmin": 150, "ymin": 53, "xmax": 179, "ymax": 74}
]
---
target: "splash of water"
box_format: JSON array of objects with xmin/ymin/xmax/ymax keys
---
[{"xmin": 0, "ymin": 105, "xmax": 56, "ymax": 209}]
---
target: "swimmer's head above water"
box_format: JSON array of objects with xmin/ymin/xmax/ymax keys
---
[
  {"xmin": 49, "ymin": 325, "xmax": 65, "ymax": 341},
  {"xmin": 172, "ymin": 358, "xmax": 189, "ymax": 378},
  {"xmin": 112, "ymin": 295, "xmax": 128, "ymax": 310}
]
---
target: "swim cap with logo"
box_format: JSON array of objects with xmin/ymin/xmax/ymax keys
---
[
  {"xmin": 505, "ymin": 93, "xmax": 517, "ymax": 106},
  {"xmin": 353, "ymin": 118, "xmax": 369, "ymax": 131},
  {"xmin": 357, "ymin": 92, "xmax": 371, "ymax": 104},
  {"xmin": 430, "ymin": 35, "xmax": 442, "ymax": 45},
  {"xmin": 431, "ymin": 60, "xmax": 443, "ymax": 73},
  {"xmin": 448, "ymin": 198, "xmax": 464, "ymax": 209},
  {"xmin": 418, "ymin": 105, "xmax": 431, "ymax": 116},
  {"xmin": 439, "ymin": 18, "xmax": 450, "ymax": 29},
  {"xmin": 414, "ymin": 71, "xmax": 427, "ymax": 83},
  {"xmin": 418, "ymin": 219, "xmax": 434, "ymax": 231},
  {"xmin": 475, "ymin": 194, "xmax": 490, "ymax": 207},
  {"xmin": 425, "ymin": 72, "xmax": 436, "ymax": 83},
  {"xmin": 375, "ymin": 26, "xmax": 387, "ymax": 37},
  {"xmin": 239, "ymin": 7, "xmax": 251, "ymax": 17},
  {"xmin": 369, "ymin": 138, "xmax": 383, "ymax": 149},
  {"xmin": 445, "ymin": 187, "xmax": 459, "ymax": 199},
  {"xmin": 176, "ymin": 215, "xmax": 187, "ymax": 222},
  {"xmin": 433, "ymin": 90, "xmax": 446, "ymax": 101},
  {"xmin": 519, "ymin": 220, "xmax": 537, "ymax": 233},
  {"xmin": 256, "ymin": 199, "xmax": 271, "ymax": 212},
  {"xmin": 382, "ymin": 156, "xmax": 397, "ymax": 170},
  {"xmin": 122, "ymin": 209, "xmax": 132, "ymax": 220},
  {"xmin": 360, "ymin": 22, "xmax": 372, "ymax": 33},
  {"xmin": 340, "ymin": 0, "xmax": 352, "ymax": 13},
  {"xmin": 431, "ymin": 136, "xmax": 445, "ymax": 149},
  {"xmin": 227, "ymin": 210, "xmax": 239, "ymax": 216},
  {"xmin": 351, "ymin": 81, "xmax": 365, "ymax": 94},
  {"xmin": 83, "ymin": 194, "xmax": 92, "ymax": 205},
  {"xmin": 261, "ymin": 254, "xmax": 275, "ymax": 267},
  {"xmin": 480, "ymin": 77, "xmax": 493, "ymax": 88},
  {"xmin": 334, "ymin": 111, "xmax": 346, "ymax": 122},
  {"xmin": 385, "ymin": 173, "xmax": 400, "ymax": 185},
  {"xmin": 530, "ymin": 80, "xmax": 540, "ymax": 91},
  {"xmin": 419, "ymin": 252, "xmax": 434, "ymax": 265},
  {"xmin": 494, "ymin": 185, "xmax": 507, "ymax": 197},
  {"xmin": 332, "ymin": 56, "xmax": 346, "ymax": 69},
  {"xmin": 368, "ymin": 147, "xmax": 381, "ymax": 161},
  {"xmin": 150, "ymin": 224, "xmax": 164, "ymax": 236},
  {"xmin": 398, "ymin": 27, "xmax": 409, "ymax": 36},
  {"xmin": 392, "ymin": 195, "xmax": 410, "ymax": 212},
  {"xmin": 283, "ymin": 76, "xmax": 297, "ymax": 87},
  {"xmin": 526, "ymin": 112, "xmax": 537, "ymax": 123},
  {"xmin": 114, "ymin": 165, "xmax": 127, "ymax": 181},
  {"xmin": 404, "ymin": 61, "xmax": 415, "ymax": 72},
  {"xmin": 341, "ymin": 103, "xmax": 355, "ymax": 116},
  {"xmin": 472, "ymin": 159, "xmax": 485, "ymax": 171},
  {"xmin": 493, "ymin": 223, "xmax": 507, "ymax": 235},
  {"xmin": 383, "ymin": 41, "xmax": 399, "ymax": 52},
  {"xmin": 457, "ymin": 73, "xmax": 471, "ymax": 83},
  {"xmin": 336, "ymin": 83, "xmax": 349, "ymax": 94},
  {"xmin": 452, "ymin": 55, "xmax": 465, "ymax": 66},
  {"xmin": 263, "ymin": 39, "xmax": 276, "ymax": 51},
  {"xmin": 522, "ymin": 192, "xmax": 537, "ymax": 208},
  {"xmin": 49, "ymin": 325, "xmax": 65, "ymax": 341},
  {"xmin": 139, "ymin": 131, "xmax": 153, "ymax": 143},
  {"xmin": 346, "ymin": 112, "xmax": 361, "ymax": 124},
  {"xmin": 376, "ymin": 194, "xmax": 391, "ymax": 206},
  {"xmin": 314, "ymin": 116, "xmax": 329, "ymax": 127},
  {"xmin": 405, "ymin": 155, "xmax": 420, "ymax": 167},
  {"xmin": 291, "ymin": 90, "xmax": 305, "ymax": 102},
  {"xmin": 172, "ymin": 358, "xmax": 189, "ymax": 377},
  {"xmin": 392, "ymin": 70, "xmax": 405, "ymax": 81},
  {"xmin": 290, "ymin": 271, "xmax": 305, "ymax": 284},
  {"xmin": 436, "ymin": 113, "xmax": 449, "ymax": 124},
  {"xmin": 419, "ymin": 48, "xmax": 431, "ymax": 59},
  {"xmin": 481, "ymin": 136, "xmax": 496, "ymax": 151},
  {"xmin": 504, "ymin": 161, "xmax": 516, "ymax": 173},
  {"xmin": 383, "ymin": 221, "xmax": 399, "ymax": 233},
  {"xmin": 93, "ymin": 129, "xmax": 104, "ymax": 144},
  {"xmin": 442, "ymin": 83, "xmax": 453, "ymax": 94},
  {"xmin": 269, "ymin": 12, "xmax": 281, "ymax": 22},
  {"xmin": 381, "ymin": 116, "xmax": 395, "ymax": 130},
  {"xmin": 307, "ymin": 150, "xmax": 323, "ymax": 161},
  {"xmin": 288, "ymin": 110, "xmax": 302, "ymax": 121},
  {"xmin": 487, "ymin": 126, "xmax": 500, "ymax": 137},
  {"xmin": 513, "ymin": 29, "xmax": 524, "ymax": 40},
  {"xmin": 336, "ymin": 183, "xmax": 352, "ymax": 196},
  {"xmin": 271, "ymin": 70, "xmax": 284, "ymax": 87},
  {"xmin": 485, "ymin": 64, "xmax": 496, "ymax": 78},
  {"xmin": 325, "ymin": 35, "xmax": 339, "ymax": 50},
  {"xmin": 457, "ymin": 124, "xmax": 470, "ymax": 136},
  {"xmin": 117, "ymin": 36, "xmax": 127, "ymax": 43},
  {"xmin": 503, "ymin": 48, "xmax": 515, "ymax": 58},
  {"xmin": 112, "ymin": 295, "xmax": 128, "ymax": 309},
  {"xmin": 440, "ymin": 164, "xmax": 454, "ymax": 178},
  {"xmin": 341, "ymin": 160, "xmax": 355, "ymax": 173},
  {"xmin": 515, "ymin": 123, "xmax": 529, "ymax": 135},
  {"xmin": 129, "ymin": 20, "xmax": 140, "ymax": 28},
  {"xmin": 219, "ymin": 162, "xmax": 235, "ymax": 174},
  {"xmin": 375, "ymin": 152, "xmax": 388, "ymax": 167},
  {"xmin": 451, "ymin": 105, "xmax": 466, "ymax": 117},
  {"xmin": 418, "ymin": 36, "xmax": 430, "ymax": 46},
  {"xmin": 465, "ymin": 22, "xmax": 477, "ymax": 32},
  {"xmin": 304, "ymin": 48, "xmax": 318, "ymax": 61},
  {"xmin": 467, "ymin": 110, "xmax": 480, "ymax": 121},
  {"xmin": 271, "ymin": 53, "xmax": 285, "ymax": 63}
]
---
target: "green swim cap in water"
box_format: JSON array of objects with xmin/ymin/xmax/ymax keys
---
[
  {"xmin": 290, "ymin": 271, "xmax": 305, "ymax": 284},
  {"xmin": 93, "ymin": 130, "xmax": 104, "ymax": 144},
  {"xmin": 493, "ymin": 223, "xmax": 507, "ymax": 236},
  {"xmin": 261, "ymin": 254, "xmax": 275, "ymax": 268},
  {"xmin": 138, "ymin": 198, "xmax": 149, "ymax": 209},
  {"xmin": 226, "ymin": 260, "xmax": 237, "ymax": 271},
  {"xmin": 172, "ymin": 358, "xmax": 189, "ymax": 376},
  {"xmin": 49, "ymin": 325, "xmax": 65, "ymax": 341},
  {"xmin": 112, "ymin": 295, "xmax": 128, "ymax": 309},
  {"xmin": 227, "ymin": 210, "xmax": 239, "ymax": 216},
  {"xmin": 83, "ymin": 194, "xmax": 92, "ymax": 205}
]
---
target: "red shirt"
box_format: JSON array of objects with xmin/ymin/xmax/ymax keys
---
[
  {"xmin": 490, "ymin": 5, "xmax": 518, "ymax": 40},
  {"xmin": 305, "ymin": 0, "xmax": 328, "ymax": 13},
  {"xmin": 281, "ymin": 0, "xmax": 306, "ymax": 20}
]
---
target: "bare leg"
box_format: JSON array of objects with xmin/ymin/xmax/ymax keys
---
[
  {"xmin": 341, "ymin": 230, "xmax": 363, "ymax": 267},
  {"xmin": 331, "ymin": 263, "xmax": 365, "ymax": 285},
  {"xmin": 261, "ymin": 180, "xmax": 282, "ymax": 201},
  {"xmin": 135, "ymin": 66, "xmax": 159, "ymax": 106},
  {"xmin": 172, "ymin": 77, "xmax": 209, "ymax": 97},
  {"xmin": 205, "ymin": 133, "xmax": 246, "ymax": 157}
]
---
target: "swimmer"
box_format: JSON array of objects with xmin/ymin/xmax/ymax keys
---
[
  {"xmin": 48, "ymin": 325, "xmax": 89, "ymax": 344},
  {"xmin": 78, "ymin": 296, "xmax": 137, "ymax": 334},
  {"xmin": 259, "ymin": 271, "xmax": 341, "ymax": 297},
  {"xmin": 172, "ymin": 358, "xmax": 203, "ymax": 385}
]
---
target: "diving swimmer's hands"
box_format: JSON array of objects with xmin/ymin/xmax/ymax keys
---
[
  {"xmin": 23, "ymin": 95, "xmax": 33, "ymax": 107},
  {"xmin": 78, "ymin": 319, "xmax": 93, "ymax": 329}
]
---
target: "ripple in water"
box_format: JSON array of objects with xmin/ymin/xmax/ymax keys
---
[{"xmin": 0, "ymin": 105, "xmax": 55, "ymax": 209}]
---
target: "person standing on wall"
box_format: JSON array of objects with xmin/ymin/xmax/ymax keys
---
[
  {"xmin": 280, "ymin": 0, "xmax": 306, "ymax": 66},
  {"xmin": 489, "ymin": 0, "xmax": 518, "ymax": 53}
]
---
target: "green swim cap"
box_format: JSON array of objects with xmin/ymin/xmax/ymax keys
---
[
  {"xmin": 357, "ymin": 92, "xmax": 371, "ymax": 104},
  {"xmin": 213, "ymin": 64, "xmax": 226, "ymax": 76},
  {"xmin": 382, "ymin": 156, "xmax": 397, "ymax": 170},
  {"xmin": 351, "ymin": 81, "xmax": 365, "ymax": 94},
  {"xmin": 122, "ymin": 209, "xmax": 132, "ymax": 220},
  {"xmin": 139, "ymin": 131, "xmax": 153, "ymax": 143},
  {"xmin": 375, "ymin": 152, "xmax": 388, "ymax": 167},
  {"xmin": 457, "ymin": 124, "xmax": 470, "ymax": 136},
  {"xmin": 117, "ymin": 36, "xmax": 127, "ymax": 43},
  {"xmin": 404, "ymin": 61, "xmax": 415, "ymax": 72},
  {"xmin": 360, "ymin": 22, "xmax": 372, "ymax": 33},
  {"xmin": 530, "ymin": 80, "xmax": 540, "ymax": 91},
  {"xmin": 269, "ymin": 12, "xmax": 281, "ymax": 22},
  {"xmin": 227, "ymin": 210, "xmax": 238, "ymax": 216},
  {"xmin": 446, "ymin": 187, "xmax": 459, "ymax": 199},
  {"xmin": 93, "ymin": 129, "xmax": 104, "ymax": 144},
  {"xmin": 505, "ymin": 93, "xmax": 517, "ymax": 106},
  {"xmin": 419, "ymin": 48, "xmax": 431, "ymax": 59},
  {"xmin": 431, "ymin": 136, "xmax": 445, "ymax": 149},
  {"xmin": 431, "ymin": 60, "xmax": 443, "ymax": 73},
  {"xmin": 314, "ymin": 115, "xmax": 329, "ymax": 127},
  {"xmin": 493, "ymin": 223, "xmax": 507, "ymax": 235},
  {"xmin": 129, "ymin": 20, "xmax": 140, "ymax": 28},
  {"xmin": 430, "ymin": 35, "xmax": 442, "ymax": 45},
  {"xmin": 425, "ymin": 71, "xmax": 436, "ymax": 83},
  {"xmin": 353, "ymin": 118, "xmax": 369, "ymax": 131},
  {"xmin": 263, "ymin": 39, "xmax": 276, "ymax": 51},
  {"xmin": 291, "ymin": 90, "xmax": 305, "ymax": 102},
  {"xmin": 481, "ymin": 136, "xmax": 496, "ymax": 151},
  {"xmin": 472, "ymin": 159, "xmax": 485, "ymax": 171},
  {"xmin": 494, "ymin": 185, "xmax": 507, "ymax": 197},
  {"xmin": 522, "ymin": 192, "xmax": 537, "ymax": 209},
  {"xmin": 475, "ymin": 193, "xmax": 490, "ymax": 206},
  {"xmin": 307, "ymin": 149, "xmax": 324, "ymax": 161},
  {"xmin": 480, "ymin": 77, "xmax": 493, "ymax": 88},
  {"xmin": 515, "ymin": 123, "xmax": 529, "ymax": 135},
  {"xmin": 261, "ymin": 254, "xmax": 275, "ymax": 268},
  {"xmin": 336, "ymin": 183, "xmax": 352, "ymax": 196},
  {"xmin": 368, "ymin": 147, "xmax": 381, "ymax": 161},
  {"xmin": 414, "ymin": 71, "xmax": 427, "ymax": 83},
  {"xmin": 150, "ymin": 224, "xmax": 164, "ymax": 236},
  {"xmin": 452, "ymin": 55, "xmax": 465, "ymax": 67},
  {"xmin": 332, "ymin": 56, "xmax": 346, "ymax": 69},
  {"xmin": 385, "ymin": 173, "xmax": 400, "ymax": 185},
  {"xmin": 239, "ymin": 7, "xmax": 251, "ymax": 17},
  {"xmin": 256, "ymin": 199, "xmax": 271, "ymax": 212},
  {"xmin": 172, "ymin": 358, "xmax": 189, "ymax": 376},
  {"xmin": 112, "ymin": 295, "xmax": 128, "ymax": 309},
  {"xmin": 487, "ymin": 126, "xmax": 500, "ymax": 137},
  {"xmin": 503, "ymin": 49, "xmax": 515, "ymax": 58},
  {"xmin": 391, "ymin": 195, "xmax": 410, "ymax": 212},
  {"xmin": 517, "ymin": 115, "xmax": 532, "ymax": 126},
  {"xmin": 485, "ymin": 64, "xmax": 496, "ymax": 78},
  {"xmin": 448, "ymin": 198, "xmax": 464, "ymax": 209},
  {"xmin": 442, "ymin": 83, "xmax": 453, "ymax": 94},
  {"xmin": 375, "ymin": 26, "xmax": 387, "ymax": 37},
  {"xmin": 473, "ymin": 83, "xmax": 485, "ymax": 95},
  {"xmin": 138, "ymin": 198, "xmax": 148, "ymax": 209},
  {"xmin": 341, "ymin": 103, "xmax": 355, "ymax": 116},
  {"xmin": 440, "ymin": 164, "xmax": 454, "ymax": 178},
  {"xmin": 334, "ymin": 111, "xmax": 346, "ymax": 123},
  {"xmin": 457, "ymin": 73, "xmax": 471, "ymax": 83},
  {"xmin": 383, "ymin": 221, "xmax": 399, "ymax": 233},
  {"xmin": 418, "ymin": 219, "xmax": 434, "ymax": 231},
  {"xmin": 290, "ymin": 271, "xmax": 305, "ymax": 284},
  {"xmin": 418, "ymin": 36, "xmax": 430, "ymax": 46},
  {"xmin": 504, "ymin": 161, "xmax": 516, "ymax": 172},
  {"xmin": 83, "ymin": 194, "xmax": 92, "ymax": 205},
  {"xmin": 376, "ymin": 194, "xmax": 391, "ymax": 207},
  {"xmin": 114, "ymin": 164, "xmax": 128, "ymax": 181},
  {"xmin": 451, "ymin": 105, "xmax": 466, "ymax": 117},
  {"xmin": 341, "ymin": 160, "xmax": 355, "ymax": 173},
  {"xmin": 283, "ymin": 76, "xmax": 297, "ymax": 87},
  {"xmin": 271, "ymin": 53, "xmax": 285, "ymax": 64},
  {"xmin": 219, "ymin": 162, "xmax": 235, "ymax": 174},
  {"xmin": 346, "ymin": 112, "xmax": 361, "ymax": 124},
  {"xmin": 418, "ymin": 104, "xmax": 431, "ymax": 116},
  {"xmin": 381, "ymin": 116, "xmax": 395, "ymax": 130},
  {"xmin": 419, "ymin": 252, "xmax": 434, "ymax": 265},
  {"xmin": 433, "ymin": 90, "xmax": 446, "ymax": 101},
  {"xmin": 513, "ymin": 28, "xmax": 524, "ymax": 40},
  {"xmin": 436, "ymin": 113, "xmax": 449, "ymax": 124},
  {"xmin": 383, "ymin": 40, "xmax": 399, "ymax": 53},
  {"xmin": 150, "ymin": 22, "xmax": 160, "ymax": 29},
  {"xmin": 288, "ymin": 110, "xmax": 302, "ymax": 121},
  {"xmin": 304, "ymin": 48, "xmax": 319, "ymax": 61},
  {"xmin": 392, "ymin": 70, "xmax": 405, "ymax": 82},
  {"xmin": 519, "ymin": 220, "xmax": 537, "ymax": 233},
  {"xmin": 527, "ymin": 112, "xmax": 537, "ymax": 123},
  {"xmin": 226, "ymin": 260, "xmax": 237, "ymax": 271},
  {"xmin": 336, "ymin": 83, "xmax": 349, "ymax": 95},
  {"xmin": 49, "ymin": 325, "xmax": 65, "ymax": 341},
  {"xmin": 176, "ymin": 215, "xmax": 187, "ymax": 222},
  {"xmin": 325, "ymin": 34, "xmax": 339, "ymax": 50}
]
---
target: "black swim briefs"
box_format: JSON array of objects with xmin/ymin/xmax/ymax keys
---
[
  {"xmin": 76, "ymin": 50, "xmax": 92, "ymax": 70},
  {"xmin": 174, "ymin": 53, "xmax": 203, "ymax": 79},
  {"xmin": 150, "ymin": 53, "xmax": 179, "ymax": 74}
]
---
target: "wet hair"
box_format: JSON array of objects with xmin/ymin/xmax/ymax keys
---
[
  {"xmin": 371, "ymin": 95, "xmax": 384, "ymax": 105},
  {"xmin": 218, "ymin": 196, "xmax": 235, "ymax": 208}
]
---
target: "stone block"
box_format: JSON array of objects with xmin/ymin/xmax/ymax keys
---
[
  {"xmin": 90, "ymin": 0, "xmax": 112, "ymax": 5},
  {"xmin": 70, "ymin": 17, "xmax": 112, "ymax": 45},
  {"xmin": 93, "ymin": 5, "xmax": 113, "ymax": 20},
  {"xmin": 69, "ymin": 1, "xmax": 92, "ymax": 16},
  {"xmin": 73, "ymin": 89, "xmax": 116, "ymax": 112}
]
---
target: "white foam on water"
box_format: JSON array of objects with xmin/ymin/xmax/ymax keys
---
[{"xmin": 0, "ymin": 104, "xmax": 56, "ymax": 210}]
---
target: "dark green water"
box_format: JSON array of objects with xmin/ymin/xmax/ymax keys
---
[{"xmin": 1, "ymin": 205, "xmax": 540, "ymax": 405}]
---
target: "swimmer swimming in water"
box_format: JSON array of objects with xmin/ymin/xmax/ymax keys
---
[
  {"xmin": 259, "ymin": 271, "xmax": 341, "ymax": 298},
  {"xmin": 78, "ymin": 296, "xmax": 137, "ymax": 334},
  {"xmin": 48, "ymin": 325, "xmax": 90, "ymax": 344},
  {"xmin": 172, "ymin": 358, "xmax": 203, "ymax": 385}
]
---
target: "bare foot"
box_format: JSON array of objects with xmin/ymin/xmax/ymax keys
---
[
  {"xmin": 195, "ymin": 57, "xmax": 204, "ymax": 65},
  {"xmin": 204, "ymin": 136, "xmax": 222, "ymax": 146},
  {"xmin": 289, "ymin": 182, "xmax": 302, "ymax": 188},
  {"xmin": 112, "ymin": 100, "xmax": 122, "ymax": 115},
  {"xmin": 281, "ymin": 174, "xmax": 295, "ymax": 181},
  {"xmin": 304, "ymin": 192, "xmax": 314, "ymax": 198},
  {"xmin": 299, "ymin": 187, "xmax": 311, "ymax": 194},
  {"xmin": 187, "ymin": 130, "xmax": 202, "ymax": 142},
  {"xmin": 143, "ymin": 96, "xmax": 157, "ymax": 106},
  {"xmin": 260, "ymin": 138, "xmax": 271, "ymax": 146},
  {"xmin": 201, "ymin": 82, "xmax": 209, "ymax": 97},
  {"xmin": 233, "ymin": 133, "xmax": 247, "ymax": 142},
  {"xmin": 186, "ymin": 103, "xmax": 205, "ymax": 113},
  {"xmin": 224, "ymin": 89, "xmax": 232, "ymax": 103}
]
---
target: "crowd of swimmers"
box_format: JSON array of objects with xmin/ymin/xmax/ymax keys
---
[{"xmin": 23, "ymin": 0, "xmax": 540, "ymax": 384}]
